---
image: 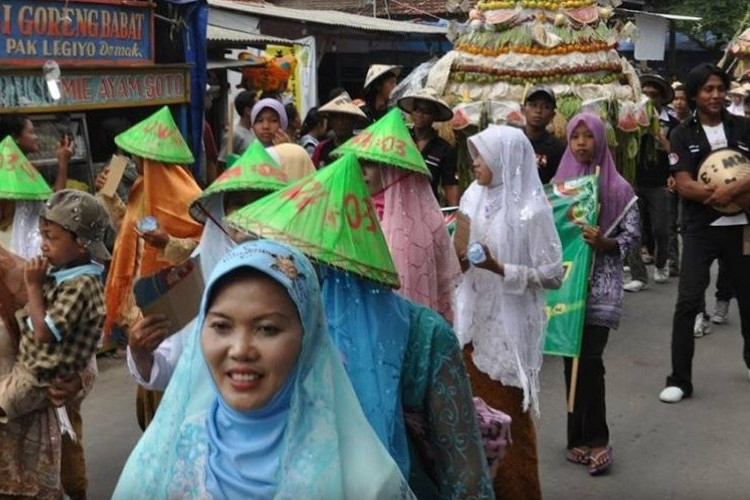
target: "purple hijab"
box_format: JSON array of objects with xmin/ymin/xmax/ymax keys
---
[{"xmin": 553, "ymin": 112, "xmax": 636, "ymax": 235}]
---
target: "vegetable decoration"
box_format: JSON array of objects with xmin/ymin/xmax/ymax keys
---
[{"xmin": 423, "ymin": 0, "xmax": 656, "ymax": 183}]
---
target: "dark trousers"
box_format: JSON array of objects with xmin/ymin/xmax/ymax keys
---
[
  {"xmin": 667, "ymin": 225, "xmax": 750, "ymax": 395},
  {"xmin": 715, "ymin": 259, "xmax": 735, "ymax": 302},
  {"xmin": 628, "ymin": 186, "xmax": 671, "ymax": 282},
  {"xmin": 565, "ymin": 325, "xmax": 610, "ymax": 449}
]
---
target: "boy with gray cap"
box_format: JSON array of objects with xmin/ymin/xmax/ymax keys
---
[{"xmin": 0, "ymin": 189, "xmax": 109, "ymax": 422}]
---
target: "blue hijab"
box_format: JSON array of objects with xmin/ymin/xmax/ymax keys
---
[
  {"xmin": 114, "ymin": 240, "xmax": 413, "ymax": 499},
  {"xmin": 318, "ymin": 265, "xmax": 411, "ymax": 476}
]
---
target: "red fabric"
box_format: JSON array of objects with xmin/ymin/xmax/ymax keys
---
[{"xmin": 203, "ymin": 121, "xmax": 218, "ymax": 163}]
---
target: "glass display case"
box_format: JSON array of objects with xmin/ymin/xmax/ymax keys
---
[{"xmin": 24, "ymin": 113, "xmax": 95, "ymax": 193}]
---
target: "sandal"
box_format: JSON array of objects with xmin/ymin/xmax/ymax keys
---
[
  {"xmin": 588, "ymin": 446, "xmax": 613, "ymax": 476},
  {"xmin": 566, "ymin": 446, "xmax": 591, "ymax": 465}
]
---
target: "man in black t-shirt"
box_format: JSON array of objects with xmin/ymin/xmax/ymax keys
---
[
  {"xmin": 659, "ymin": 64, "xmax": 750, "ymax": 404},
  {"xmin": 624, "ymin": 75, "xmax": 681, "ymax": 292},
  {"xmin": 522, "ymin": 86, "xmax": 565, "ymax": 184},
  {"xmin": 398, "ymin": 89, "xmax": 459, "ymax": 206}
]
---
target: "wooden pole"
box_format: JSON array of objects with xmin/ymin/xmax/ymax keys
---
[
  {"xmin": 568, "ymin": 166, "xmax": 601, "ymax": 414},
  {"xmin": 567, "ymin": 357, "xmax": 579, "ymax": 413}
]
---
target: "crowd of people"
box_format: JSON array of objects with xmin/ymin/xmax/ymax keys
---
[{"xmin": 0, "ymin": 58, "xmax": 748, "ymax": 500}]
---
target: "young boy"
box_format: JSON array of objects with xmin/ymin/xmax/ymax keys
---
[{"xmin": 0, "ymin": 189, "xmax": 109, "ymax": 422}]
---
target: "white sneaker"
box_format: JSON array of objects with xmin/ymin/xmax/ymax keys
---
[
  {"xmin": 623, "ymin": 279, "xmax": 647, "ymax": 292},
  {"xmin": 654, "ymin": 267, "xmax": 669, "ymax": 283},
  {"xmin": 693, "ymin": 313, "xmax": 712, "ymax": 338},
  {"xmin": 711, "ymin": 300, "xmax": 730, "ymax": 324},
  {"xmin": 659, "ymin": 386, "xmax": 685, "ymax": 403}
]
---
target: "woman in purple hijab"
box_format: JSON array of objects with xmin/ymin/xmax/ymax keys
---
[{"xmin": 552, "ymin": 112, "xmax": 640, "ymax": 476}]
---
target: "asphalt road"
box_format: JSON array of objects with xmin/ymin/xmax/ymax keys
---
[{"xmin": 83, "ymin": 268, "xmax": 750, "ymax": 499}]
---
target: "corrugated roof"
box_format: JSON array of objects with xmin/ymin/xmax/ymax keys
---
[
  {"xmin": 208, "ymin": 0, "xmax": 447, "ymax": 35},
  {"xmin": 207, "ymin": 24, "xmax": 295, "ymax": 46},
  {"xmin": 269, "ymin": 0, "xmax": 451, "ymax": 18}
]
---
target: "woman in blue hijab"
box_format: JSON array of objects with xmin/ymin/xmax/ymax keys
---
[{"xmin": 113, "ymin": 240, "xmax": 413, "ymax": 499}]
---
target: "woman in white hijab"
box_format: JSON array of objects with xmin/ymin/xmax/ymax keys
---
[{"xmin": 455, "ymin": 125, "xmax": 563, "ymax": 500}]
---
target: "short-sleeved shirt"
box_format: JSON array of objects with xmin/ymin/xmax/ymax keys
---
[
  {"xmin": 17, "ymin": 265, "xmax": 106, "ymax": 383},
  {"xmin": 636, "ymin": 110, "xmax": 680, "ymax": 187},
  {"xmin": 412, "ymin": 132, "xmax": 458, "ymax": 200},
  {"xmin": 669, "ymin": 112, "xmax": 750, "ymax": 232},
  {"xmin": 527, "ymin": 132, "xmax": 565, "ymax": 184}
]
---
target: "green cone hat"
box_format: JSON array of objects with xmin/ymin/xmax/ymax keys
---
[
  {"xmin": 226, "ymin": 153, "xmax": 400, "ymax": 288},
  {"xmin": 115, "ymin": 106, "xmax": 195, "ymax": 164},
  {"xmin": 332, "ymin": 108, "xmax": 431, "ymax": 177},
  {"xmin": 0, "ymin": 136, "xmax": 53, "ymax": 201},
  {"xmin": 190, "ymin": 141, "xmax": 287, "ymax": 221}
]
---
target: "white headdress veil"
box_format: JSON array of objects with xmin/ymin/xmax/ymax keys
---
[{"xmin": 456, "ymin": 125, "xmax": 562, "ymax": 414}]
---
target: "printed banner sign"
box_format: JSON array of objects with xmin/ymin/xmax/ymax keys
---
[
  {"xmin": 0, "ymin": 0, "xmax": 154, "ymax": 66},
  {"xmin": 543, "ymin": 174, "xmax": 599, "ymax": 357},
  {"xmin": 0, "ymin": 68, "xmax": 188, "ymax": 113}
]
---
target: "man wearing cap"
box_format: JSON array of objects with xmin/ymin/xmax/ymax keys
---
[
  {"xmin": 312, "ymin": 92, "xmax": 369, "ymax": 168},
  {"xmin": 361, "ymin": 64, "xmax": 401, "ymax": 122},
  {"xmin": 659, "ymin": 63, "xmax": 750, "ymax": 404},
  {"xmin": 522, "ymin": 87, "xmax": 565, "ymax": 184},
  {"xmin": 398, "ymin": 89, "xmax": 459, "ymax": 206},
  {"xmin": 623, "ymin": 74, "xmax": 681, "ymax": 292}
]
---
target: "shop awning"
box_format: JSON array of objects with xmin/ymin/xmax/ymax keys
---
[
  {"xmin": 208, "ymin": 0, "xmax": 447, "ymax": 36},
  {"xmin": 207, "ymin": 57, "xmax": 264, "ymax": 71},
  {"xmin": 207, "ymin": 24, "xmax": 295, "ymax": 47}
]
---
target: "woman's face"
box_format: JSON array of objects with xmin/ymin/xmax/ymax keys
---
[
  {"xmin": 330, "ymin": 114, "xmax": 354, "ymax": 140},
  {"xmin": 16, "ymin": 119, "xmax": 39, "ymax": 154},
  {"xmin": 472, "ymin": 154, "xmax": 493, "ymax": 186},
  {"xmin": 570, "ymin": 122, "xmax": 597, "ymax": 165},
  {"xmin": 253, "ymin": 108, "xmax": 282, "ymax": 145},
  {"xmin": 379, "ymin": 76, "xmax": 398, "ymax": 101},
  {"xmin": 202, "ymin": 272, "xmax": 303, "ymax": 412},
  {"xmin": 361, "ymin": 162, "xmax": 384, "ymax": 195}
]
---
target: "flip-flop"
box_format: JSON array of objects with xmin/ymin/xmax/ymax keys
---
[
  {"xmin": 566, "ymin": 446, "xmax": 591, "ymax": 465},
  {"xmin": 588, "ymin": 446, "xmax": 613, "ymax": 476}
]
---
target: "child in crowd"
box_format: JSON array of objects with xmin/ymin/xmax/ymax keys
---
[
  {"xmin": 0, "ymin": 190, "xmax": 109, "ymax": 422},
  {"xmin": 553, "ymin": 113, "xmax": 640, "ymax": 476}
]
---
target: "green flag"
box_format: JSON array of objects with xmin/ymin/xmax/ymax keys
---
[
  {"xmin": 331, "ymin": 108, "xmax": 431, "ymax": 177},
  {"xmin": 543, "ymin": 174, "xmax": 599, "ymax": 357},
  {"xmin": 115, "ymin": 106, "xmax": 195, "ymax": 164},
  {"xmin": 226, "ymin": 153, "xmax": 400, "ymax": 288},
  {"xmin": 0, "ymin": 136, "xmax": 53, "ymax": 201}
]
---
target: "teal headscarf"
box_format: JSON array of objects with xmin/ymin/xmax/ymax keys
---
[{"xmin": 113, "ymin": 240, "xmax": 413, "ymax": 499}]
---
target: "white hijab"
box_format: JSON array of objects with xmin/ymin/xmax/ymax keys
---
[{"xmin": 456, "ymin": 125, "xmax": 562, "ymax": 414}]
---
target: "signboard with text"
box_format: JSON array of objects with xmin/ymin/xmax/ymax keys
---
[
  {"xmin": 0, "ymin": 67, "xmax": 189, "ymax": 113},
  {"xmin": 0, "ymin": 0, "xmax": 154, "ymax": 66}
]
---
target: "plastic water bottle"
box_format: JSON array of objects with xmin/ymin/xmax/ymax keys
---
[
  {"xmin": 467, "ymin": 242, "xmax": 486, "ymax": 265},
  {"xmin": 137, "ymin": 216, "xmax": 158, "ymax": 233}
]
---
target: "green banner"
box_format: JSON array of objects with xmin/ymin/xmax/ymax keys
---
[{"xmin": 543, "ymin": 174, "xmax": 599, "ymax": 357}]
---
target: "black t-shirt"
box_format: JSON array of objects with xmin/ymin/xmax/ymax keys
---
[
  {"xmin": 412, "ymin": 132, "xmax": 458, "ymax": 199},
  {"xmin": 527, "ymin": 131, "xmax": 565, "ymax": 184},
  {"xmin": 669, "ymin": 113, "xmax": 750, "ymax": 232},
  {"xmin": 636, "ymin": 111, "xmax": 680, "ymax": 187}
]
